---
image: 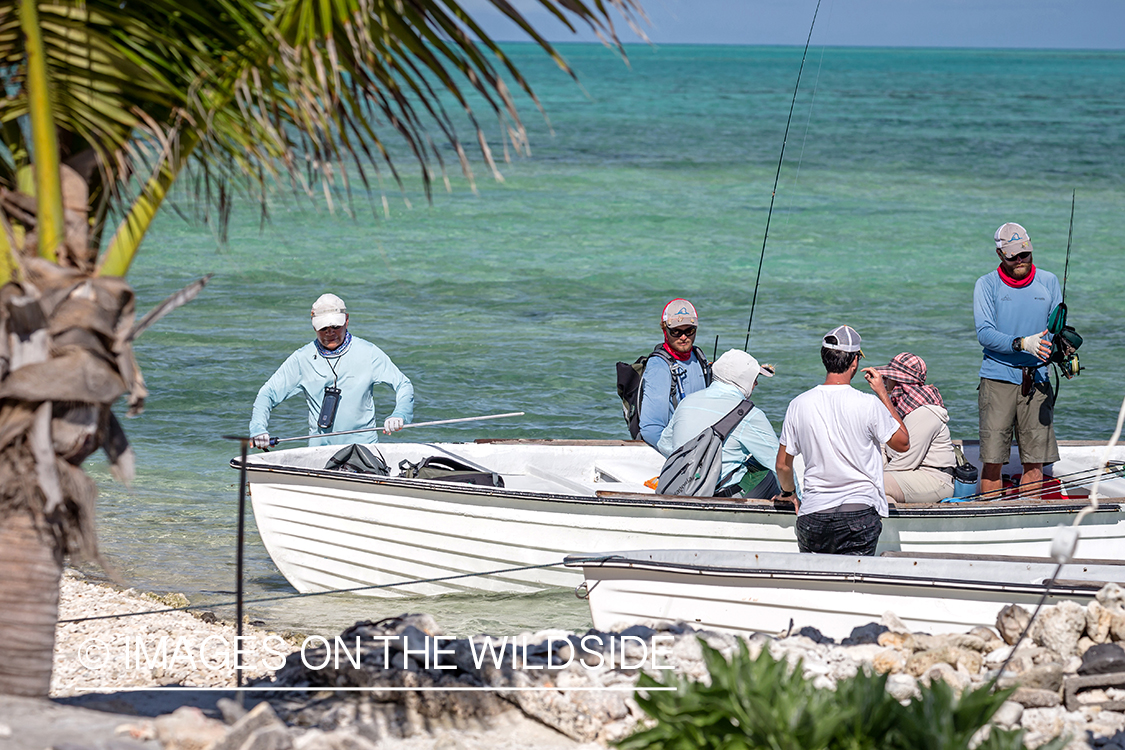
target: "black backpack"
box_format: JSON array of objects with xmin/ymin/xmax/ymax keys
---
[
  {"xmin": 398, "ymin": 456, "xmax": 505, "ymax": 488},
  {"xmin": 616, "ymin": 344, "xmax": 711, "ymax": 439},
  {"xmin": 325, "ymin": 444, "xmax": 390, "ymax": 475}
]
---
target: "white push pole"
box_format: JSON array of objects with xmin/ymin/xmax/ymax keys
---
[{"xmin": 269, "ymin": 412, "xmax": 524, "ymax": 445}]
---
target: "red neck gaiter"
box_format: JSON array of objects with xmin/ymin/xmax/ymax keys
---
[
  {"xmin": 662, "ymin": 340, "xmax": 692, "ymax": 361},
  {"xmin": 998, "ymin": 264, "xmax": 1036, "ymax": 289}
]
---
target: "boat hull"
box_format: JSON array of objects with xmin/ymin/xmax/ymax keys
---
[
  {"xmin": 237, "ymin": 440, "xmax": 1125, "ymax": 597},
  {"xmin": 566, "ymin": 549, "xmax": 1125, "ymax": 639}
]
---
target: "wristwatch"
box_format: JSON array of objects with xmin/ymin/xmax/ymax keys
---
[
  {"xmin": 780, "ymin": 490, "xmax": 795, "ymax": 498},
  {"xmin": 1012, "ymin": 337, "xmax": 1022, "ymax": 352}
]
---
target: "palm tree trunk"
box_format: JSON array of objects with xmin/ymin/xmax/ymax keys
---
[{"xmin": 0, "ymin": 508, "xmax": 63, "ymax": 697}]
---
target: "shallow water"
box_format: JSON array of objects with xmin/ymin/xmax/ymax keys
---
[{"xmin": 83, "ymin": 44, "xmax": 1125, "ymax": 637}]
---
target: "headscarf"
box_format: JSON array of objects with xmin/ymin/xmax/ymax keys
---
[{"xmin": 876, "ymin": 352, "xmax": 943, "ymax": 417}]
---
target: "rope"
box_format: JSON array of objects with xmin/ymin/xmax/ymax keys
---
[{"xmin": 58, "ymin": 560, "xmax": 567, "ymax": 625}]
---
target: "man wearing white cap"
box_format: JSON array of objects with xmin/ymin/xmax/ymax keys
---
[
  {"xmin": 636, "ymin": 298, "xmax": 711, "ymax": 448},
  {"xmin": 657, "ymin": 349, "xmax": 783, "ymax": 498},
  {"xmin": 974, "ymin": 222, "xmax": 1062, "ymax": 496},
  {"xmin": 774, "ymin": 325, "xmax": 909, "ymax": 556},
  {"xmin": 249, "ymin": 293, "xmax": 414, "ymax": 447}
]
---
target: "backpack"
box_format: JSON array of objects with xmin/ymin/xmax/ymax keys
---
[
  {"xmin": 398, "ymin": 456, "xmax": 505, "ymax": 488},
  {"xmin": 655, "ymin": 398, "xmax": 754, "ymax": 497},
  {"xmin": 616, "ymin": 344, "xmax": 712, "ymax": 439},
  {"xmin": 325, "ymin": 444, "xmax": 390, "ymax": 475}
]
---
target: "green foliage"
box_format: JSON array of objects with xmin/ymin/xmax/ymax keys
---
[{"xmin": 619, "ymin": 637, "xmax": 1072, "ymax": 750}]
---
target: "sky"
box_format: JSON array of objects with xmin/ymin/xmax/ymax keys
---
[{"xmin": 461, "ymin": 0, "xmax": 1125, "ymax": 50}]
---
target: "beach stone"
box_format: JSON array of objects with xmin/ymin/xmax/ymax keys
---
[
  {"xmin": 872, "ymin": 648, "xmax": 907, "ymax": 674},
  {"xmin": 213, "ymin": 702, "xmax": 290, "ymax": 750},
  {"xmin": 877, "ymin": 631, "xmax": 913, "ymax": 650},
  {"xmin": 842, "ymin": 623, "xmax": 887, "ymax": 646},
  {"xmin": 998, "ymin": 604, "xmax": 1033, "ymax": 645},
  {"xmin": 1011, "ymin": 688, "xmax": 1062, "ymax": 708},
  {"xmin": 1032, "ymin": 601, "xmax": 1088, "ymax": 657},
  {"xmin": 796, "ymin": 626, "xmax": 834, "ymax": 644},
  {"xmin": 992, "ymin": 700, "xmax": 1024, "ymax": 729},
  {"xmin": 218, "ymin": 698, "xmax": 249, "ymax": 726},
  {"xmin": 879, "ymin": 611, "xmax": 911, "ymax": 634},
  {"xmin": 1010, "ymin": 663, "xmax": 1065, "ymax": 692},
  {"xmin": 885, "ymin": 673, "xmax": 919, "ymax": 702},
  {"xmin": 1087, "ymin": 602, "xmax": 1115, "ymax": 644},
  {"xmin": 1078, "ymin": 644, "xmax": 1125, "ymax": 675},
  {"xmin": 921, "ymin": 662, "xmax": 969, "ymax": 693},
  {"xmin": 1098, "ymin": 583, "xmax": 1125, "ymax": 614},
  {"xmin": 970, "ymin": 626, "xmax": 1004, "ymax": 649},
  {"xmin": 1078, "ymin": 637, "xmax": 1097, "ymax": 657},
  {"xmin": 906, "ymin": 645, "xmax": 982, "ymax": 677},
  {"xmin": 154, "ymin": 706, "xmax": 228, "ymax": 750},
  {"xmin": 1021, "ymin": 706, "xmax": 1067, "ymax": 736}
]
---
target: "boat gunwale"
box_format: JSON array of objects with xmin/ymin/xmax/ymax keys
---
[
  {"xmin": 231, "ymin": 458, "xmax": 1124, "ymax": 518},
  {"xmin": 562, "ymin": 553, "xmax": 1125, "ymax": 597}
]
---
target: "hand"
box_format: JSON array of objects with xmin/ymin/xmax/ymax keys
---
[
  {"xmin": 252, "ymin": 433, "xmax": 271, "ymax": 450},
  {"xmin": 1019, "ymin": 330, "xmax": 1051, "ymax": 362},
  {"xmin": 383, "ymin": 417, "xmax": 404, "ymax": 434},
  {"xmin": 861, "ymin": 367, "xmax": 887, "ymax": 395}
]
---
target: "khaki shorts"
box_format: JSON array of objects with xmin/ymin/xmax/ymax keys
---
[
  {"xmin": 885, "ymin": 469, "xmax": 954, "ymax": 504},
  {"xmin": 978, "ymin": 378, "xmax": 1060, "ymax": 466}
]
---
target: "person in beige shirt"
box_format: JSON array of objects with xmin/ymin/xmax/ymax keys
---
[{"xmin": 876, "ymin": 353, "xmax": 956, "ymax": 503}]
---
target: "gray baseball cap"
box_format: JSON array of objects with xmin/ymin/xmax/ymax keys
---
[
  {"xmin": 994, "ymin": 222, "xmax": 1033, "ymax": 259},
  {"xmin": 822, "ymin": 325, "xmax": 863, "ymax": 357}
]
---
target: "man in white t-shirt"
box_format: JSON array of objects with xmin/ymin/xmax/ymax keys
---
[{"xmin": 773, "ymin": 325, "xmax": 910, "ymax": 555}]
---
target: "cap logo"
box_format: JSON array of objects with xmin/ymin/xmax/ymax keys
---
[{"xmin": 1008, "ymin": 233, "xmax": 1023, "ymax": 242}]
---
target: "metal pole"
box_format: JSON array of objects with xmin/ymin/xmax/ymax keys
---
[
  {"xmin": 235, "ymin": 437, "xmax": 247, "ymax": 695},
  {"xmin": 269, "ymin": 411, "xmax": 525, "ymax": 445}
]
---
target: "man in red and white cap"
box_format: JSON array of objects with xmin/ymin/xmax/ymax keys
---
[
  {"xmin": 636, "ymin": 298, "xmax": 711, "ymax": 447},
  {"xmin": 973, "ymin": 222, "xmax": 1063, "ymax": 496},
  {"xmin": 774, "ymin": 325, "xmax": 909, "ymax": 555},
  {"xmin": 249, "ymin": 293, "xmax": 414, "ymax": 447}
]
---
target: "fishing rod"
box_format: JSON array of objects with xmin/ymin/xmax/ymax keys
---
[
  {"xmin": 1063, "ymin": 188, "xmax": 1075, "ymax": 301},
  {"xmin": 744, "ymin": 0, "xmax": 824, "ymax": 351},
  {"xmin": 266, "ymin": 411, "xmax": 525, "ymax": 446},
  {"xmin": 950, "ymin": 461, "xmax": 1125, "ymax": 504}
]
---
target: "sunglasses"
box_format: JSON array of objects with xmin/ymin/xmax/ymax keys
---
[
  {"xmin": 1006, "ymin": 251, "xmax": 1032, "ymax": 262},
  {"xmin": 668, "ymin": 326, "xmax": 697, "ymax": 339}
]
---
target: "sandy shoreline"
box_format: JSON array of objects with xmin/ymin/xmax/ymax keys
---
[{"xmin": 52, "ymin": 571, "xmax": 283, "ymax": 697}]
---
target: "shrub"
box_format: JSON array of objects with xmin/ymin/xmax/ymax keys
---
[{"xmin": 618, "ymin": 637, "xmax": 1069, "ymax": 750}]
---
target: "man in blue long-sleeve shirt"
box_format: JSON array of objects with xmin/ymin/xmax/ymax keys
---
[
  {"xmin": 973, "ymin": 222, "xmax": 1062, "ymax": 496},
  {"xmin": 636, "ymin": 299, "xmax": 710, "ymax": 447},
  {"xmin": 250, "ymin": 293, "xmax": 414, "ymax": 448}
]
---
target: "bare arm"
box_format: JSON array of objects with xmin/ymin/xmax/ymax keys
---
[
  {"xmin": 773, "ymin": 445, "xmax": 798, "ymax": 512},
  {"xmin": 862, "ymin": 368, "xmax": 909, "ymax": 453}
]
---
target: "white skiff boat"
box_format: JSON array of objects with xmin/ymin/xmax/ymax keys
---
[
  {"xmin": 233, "ymin": 438, "xmax": 1125, "ymax": 597},
  {"xmin": 565, "ymin": 548, "xmax": 1125, "ymax": 639}
]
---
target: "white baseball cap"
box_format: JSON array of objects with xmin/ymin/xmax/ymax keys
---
[
  {"xmin": 822, "ymin": 325, "xmax": 863, "ymax": 357},
  {"xmin": 712, "ymin": 349, "xmax": 773, "ymax": 398},
  {"xmin": 311, "ymin": 293, "xmax": 347, "ymax": 330}
]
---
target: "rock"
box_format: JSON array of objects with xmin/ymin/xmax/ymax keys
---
[
  {"xmin": 797, "ymin": 626, "xmax": 834, "ymax": 644},
  {"xmin": 992, "ymin": 700, "xmax": 1024, "ymax": 729},
  {"xmin": 872, "ymin": 648, "xmax": 906, "ymax": 674},
  {"xmin": 969, "ymin": 626, "xmax": 1004, "ymax": 649},
  {"xmin": 885, "ymin": 673, "xmax": 919, "ymax": 702},
  {"xmin": 0, "ymin": 723, "xmax": 9, "ymax": 739},
  {"xmin": 1098, "ymin": 583, "xmax": 1125, "ymax": 614},
  {"xmin": 1077, "ymin": 637, "xmax": 1096, "ymax": 657},
  {"xmin": 880, "ymin": 611, "xmax": 911, "ymax": 634},
  {"xmin": 154, "ymin": 706, "xmax": 228, "ymax": 750},
  {"xmin": 842, "ymin": 623, "xmax": 888, "ymax": 646},
  {"xmin": 213, "ymin": 702, "xmax": 291, "ymax": 750},
  {"xmin": 906, "ymin": 645, "xmax": 982, "ymax": 677},
  {"xmin": 1006, "ymin": 663, "xmax": 1065, "ymax": 692},
  {"xmin": 998, "ymin": 604, "xmax": 1032, "ymax": 645},
  {"xmin": 218, "ymin": 698, "xmax": 249, "ymax": 726},
  {"xmin": 1080, "ymin": 643, "xmax": 1125, "ymax": 675},
  {"xmin": 1030, "ymin": 600, "xmax": 1087, "ymax": 657},
  {"xmin": 922, "ymin": 662, "xmax": 969, "ymax": 693},
  {"xmin": 985, "ymin": 645, "xmax": 1013, "ymax": 666},
  {"xmin": 1020, "ymin": 706, "xmax": 1067, "ymax": 737},
  {"xmin": 1011, "ymin": 688, "xmax": 1062, "ymax": 708}
]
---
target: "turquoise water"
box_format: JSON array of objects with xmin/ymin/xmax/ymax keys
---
[{"xmin": 83, "ymin": 45, "xmax": 1125, "ymax": 637}]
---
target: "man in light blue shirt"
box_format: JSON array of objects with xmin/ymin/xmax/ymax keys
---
[
  {"xmin": 637, "ymin": 299, "xmax": 710, "ymax": 447},
  {"xmin": 250, "ymin": 294, "xmax": 414, "ymax": 448},
  {"xmin": 973, "ymin": 222, "xmax": 1063, "ymax": 496},
  {"xmin": 657, "ymin": 349, "xmax": 782, "ymax": 498}
]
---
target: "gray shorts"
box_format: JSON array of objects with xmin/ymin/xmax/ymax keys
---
[{"xmin": 978, "ymin": 378, "xmax": 1060, "ymax": 466}]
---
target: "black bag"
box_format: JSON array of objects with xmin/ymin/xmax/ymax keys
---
[
  {"xmin": 398, "ymin": 456, "xmax": 505, "ymax": 488},
  {"xmin": 325, "ymin": 444, "xmax": 389, "ymax": 475},
  {"xmin": 616, "ymin": 344, "xmax": 711, "ymax": 439}
]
